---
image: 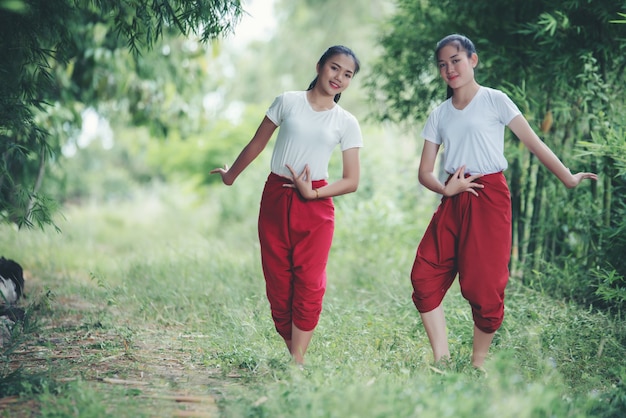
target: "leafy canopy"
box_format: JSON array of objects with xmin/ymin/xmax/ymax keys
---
[{"xmin": 0, "ymin": 0, "xmax": 243, "ymax": 228}]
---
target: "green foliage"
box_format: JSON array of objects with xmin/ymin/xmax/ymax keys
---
[
  {"xmin": 0, "ymin": 0, "xmax": 243, "ymax": 228},
  {"xmin": 611, "ymin": 12, "xmax": 626, "ymax": 23},
  {"xmin": 593, "ymin": 268, "xmax": 626, "ymax": 311},
  {"xmin": 587, "ymin": 366, "xmax": 626, "ymax": 418},
  {"xmin": 369, "ymin": 0, "xmax": 626, "ymax": 314},
  {"xmin": 1, "ymin": 290, "xmax": 54, "ymax": 397},
  {"xmin": 223, "ymin": 0, "xmax": 392, "ymax": 115},
  {"xmin": 38, "ymin": 382, "xmax": 110, "ymax": 418},
  {"xmin": 364, "ymin": 0, "xmax": 446, "ymax": 122},
  {"xmin": 145, "ymin": 104, "xmax": 270, "ymax": 187},
  {"xmin": 81, "ymin": 0, "xmax": 242, "ymax": 53},
  {"xmin": 2, "ymin": 2, "xmax": 625, "ymax": 413},
  {"xmin": 1, "ymin": 182, "xmax": 625, "ymax": 416}
]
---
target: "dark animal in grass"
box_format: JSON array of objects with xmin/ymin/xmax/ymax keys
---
[{"xmin": 0, "ymin": 257, "xmax": 25, "ymax": 321}]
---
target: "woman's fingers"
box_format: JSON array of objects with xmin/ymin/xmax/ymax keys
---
[
  {"xmin": 285, "ymin": 164, "xmax": 311, "ymax": 182},
  {"xmin": 285, "ymin": 164, "xmax": 297, "ymax": 178},
  {"xmin": 209, "ymin": 164, "xmax": 228, "ymax": 175},
  {"xmin": 576, "ymin": 172, "xmax": 598, "ymax": 181},
  {"xmin": 446, "ymin": 166, "xmax": 486, "ymax": 196}
]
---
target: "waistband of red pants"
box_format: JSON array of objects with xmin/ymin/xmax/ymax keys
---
[
  {"xmin": 267, "ymin": 172, "xmax": 328, "ymax": 188},
  {"xmin": 446, "ymin": 171, "xmax": 505, "ymax": 185}
]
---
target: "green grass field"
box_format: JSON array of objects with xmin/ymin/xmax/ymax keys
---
[
  {"xmin": 1, "ymin": 126, "xmax": 625, "ymax": 417},
  {"xmin": 1, "ymin": 179, "xmax": 625, "ymax": 417}
]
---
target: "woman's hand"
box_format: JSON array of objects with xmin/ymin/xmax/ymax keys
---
[
  {"xmin": 443, "ymin": 165, "xmax": 484, "ymax": 197},
  {"xmin": 508, "ymin": 115, "xmax": 598, "ymax": 188},
  {"xmin": 284, "ymin": 164, "xmax": 316, "ymax": 200},
  {"xmin": 210, "ymin": 164, "xmax": 234, "ymax": 185},
  {"xmin": 566, "ymin": 171, "xmax": 598, "ymax": 188}
]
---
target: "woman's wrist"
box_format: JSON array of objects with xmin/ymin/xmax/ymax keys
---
[{"xmin": 314, "ymin": 188, "xmax": 320, "ymax": 199}]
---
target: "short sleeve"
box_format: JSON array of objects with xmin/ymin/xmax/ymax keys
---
[
  {"xmin": 493, "ymin": 90, "xmax": 521, "ymax": 125},
  {"xmin": 340, "ymin": 114, "xmax": 363, "ymax": 151},
  {"xmin": 421, "ymin": 105, "xmax": 442, "ymax": 145},
  {"xmin": 266, "ymin": 94, "xmax": 284, "ymax": 126}
]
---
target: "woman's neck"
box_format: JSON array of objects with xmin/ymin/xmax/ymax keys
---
[
  {"xmin": 451, "ymin": 81, "xmax": 480, "ymax": 110},
  {"xmin": 306, "ymin": 89, "xmax": 336, "ymax": 111}
]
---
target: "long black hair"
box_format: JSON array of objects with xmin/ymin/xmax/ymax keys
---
[
  {"xmin": 307, "ymin": 45, "xmax": 360, "ymax": 103},
  {"xmin": 435, "ymin": 34, "xmax": 476, "ymax": 99}
]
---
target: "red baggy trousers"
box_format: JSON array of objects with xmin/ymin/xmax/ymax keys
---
[
  {"xmin": 410, "ymin": 172, "xmax": 511, "ymax": 333},
  {"xmin": 258, "ymin": 173, "xmax": 334, "ymax": 340}
]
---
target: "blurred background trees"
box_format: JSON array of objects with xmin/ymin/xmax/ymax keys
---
[
  {"xmin": 0, "ymin": 0, "xmax": 243, "ymax": 228},
  {"xmin": 368, "ymin": 0, "xmax": 626, "ymax": 314},
  {"xmin": 2, "ymin": 0, "xmax": 625, "ymax": 313}
]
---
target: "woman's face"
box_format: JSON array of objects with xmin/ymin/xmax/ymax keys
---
[
  {"xmin": 315, "ymin": 53, "xmax": 356, "ymax": 97},
  {"xmin": 437, "ymin": 44, "xmax": 477, "ymax": 90}
]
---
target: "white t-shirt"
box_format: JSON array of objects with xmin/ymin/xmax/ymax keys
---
[
  {"xmin": 421, "ymin": 86, "xmax": 521, "ymax": 175},
  {"xmin": 266, "ymin": 91, "xmax": 363, "ymax": 180}
]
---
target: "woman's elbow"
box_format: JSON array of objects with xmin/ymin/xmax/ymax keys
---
[
  {"xmin": 345, "ymin": 178, "xmax": 359, "ymax": 194},
  {"xmin": 417, "ymin": 171, "xmax": 428, "ymax": 186}
]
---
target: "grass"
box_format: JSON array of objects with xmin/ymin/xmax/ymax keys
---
[
  {"xmin": 1, "ymin": 129, "xmax": 625, "ymax": 416},
  {"xmin": 1, "ymin": 182, "xmax": 625, "ymax": 417}
]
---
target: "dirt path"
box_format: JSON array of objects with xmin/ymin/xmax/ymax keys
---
[{"xmin": 1, "ymin": 283, "xmax": 233, "ymax": 417}]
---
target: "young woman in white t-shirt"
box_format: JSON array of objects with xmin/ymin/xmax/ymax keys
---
[
  {"xmin": 211, "ymin": 46, "xmax": 363, "ymax": 366},
  {"xmin": 410, "ymin": 34, "xmax": 597, "ymax": 368}
]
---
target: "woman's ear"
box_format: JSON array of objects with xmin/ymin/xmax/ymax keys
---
[{"xmin": 471, "ymin": 53, "xmax": 479, "ymax": 68}]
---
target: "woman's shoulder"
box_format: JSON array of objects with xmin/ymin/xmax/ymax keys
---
[
  {"xmin": 479, "ymin": 86, "xmax": 510, "ymax": 100},
  {"xmin": 278, "ymin": 90, "xmax": 307, "ymax": 101},
  {"xmin": 476, "ymin": 86, "xmax": 516, "ymax": 107},
  {"xmin": 477, "ymin": 86, "xmax": 521, "ymax": 117},
  {"xmin": 333, "ymin": 103, "xmax": 360, "ymax": 125},
  {"xmin": 428, "ymin": 98, "xmax": 451, "ymax": 118},
  {"xmin": 269, "ymin": 90, "xmax": 307, "ymax": 112}
]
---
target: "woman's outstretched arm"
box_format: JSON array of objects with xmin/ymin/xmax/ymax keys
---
[
  {"xmin": 210, "ymin": 116, "xmax": 278, "ymax": 185},
  {"xmin": 508, "ymin": 115, "xmax": 598, "ymax": 188}
]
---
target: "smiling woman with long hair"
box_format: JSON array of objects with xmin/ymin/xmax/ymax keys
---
[
  {"xmin": 410, "ymin": 34, "xmax": 597, "ymax": 369},
  {"xmin": 211, "ymin": 45, "xmax": 362, "ymax": 366}
]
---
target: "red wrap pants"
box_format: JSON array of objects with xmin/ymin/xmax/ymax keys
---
[
  {"xmin": 410, "ymin": 172, "xmax": 511, "ymax": 333},
  {"xmin": 258, "ymin": 173, "xmax": 334, "ymax": 340}
]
